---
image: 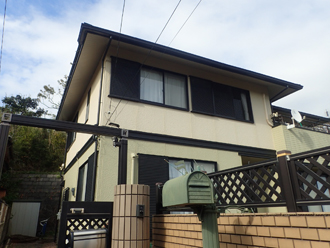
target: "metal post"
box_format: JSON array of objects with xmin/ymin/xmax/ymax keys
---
[
  {"xmin": 117, "ymin": 139, "xmax": 127, "ymax": 185},
  {"xmin": 155, "ymin": 183, "xmax": 163, "ymax": 214},
  {"xmin": 277, "ymin": 150, "xmax": 297, "ymax": 212},
  {"xmin": 0, "ymin": 123, "xmax": 10, "ymax": 179},
  {"xmin": 194, "ymin": 205, "xmax": 220, "ymax": 248}
]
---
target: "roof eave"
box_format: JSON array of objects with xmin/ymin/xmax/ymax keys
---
[{"xmin": 57, "ymin": 23, "xmax": 303, "ymax": 120}]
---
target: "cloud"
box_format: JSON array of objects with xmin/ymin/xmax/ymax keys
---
[{"xmin": 1, "ymin": 0, "xmax": 330, "ymax": 117}]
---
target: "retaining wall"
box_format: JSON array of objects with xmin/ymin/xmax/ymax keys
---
[{"xmin": 11, "ymin": 173, "xmax": 62, "ymax": 234}]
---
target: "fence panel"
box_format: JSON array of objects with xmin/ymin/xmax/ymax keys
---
[
  {"xmin": 208, "ymin": 159, "xmax": 286, "ymax": 209},
  {"xmin": 289, "ymin": 146, "xmax": 330, "ymax": 207}
]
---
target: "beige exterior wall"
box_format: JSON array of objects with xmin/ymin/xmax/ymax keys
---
[
  {"xmin": 63, "ymin": 47, "xmax": 278, "ymax": 204},
  {"xmin": 65, "ymin": 62, "xmax": 102, "ymax": 167},
  {"xmin": 272, "ymin": 125, "xmax": 330, "ymax": 154},
  {"xmin": 94, "ymin": 136, "xmax": 118, "ymax": 201},
  {"xmin": 63, "ymin": 144, "xmax": 95, "ymax": 201},
  {"xmin": 100, "ymin": 52, "xmax": 275, "ymax": 151},
  {"xmin": 95, "ymin": 137, "xmax": 241, "ymax": 201}
]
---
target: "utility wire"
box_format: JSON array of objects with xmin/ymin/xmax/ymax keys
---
[
  {"xmin": 106, "ymin": 0, "xmax": 126, "ymax": 125},
  {"xmin": 109, "ymin": 0, "xmax": 182, "ymax": 121},
  {"xmin": 119, "ymin": 0, "xmax": 125, "ymax": 33},
  {"xmin": 0, "ymin": 0, "xmax": 8, "ymax": 73},
  {"xmin": 169, "ymin": 0, "xmax": 202, "ymax": 46}
]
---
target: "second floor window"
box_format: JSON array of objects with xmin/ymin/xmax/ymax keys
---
[
  {"xmin": 190, "ymin": 76, "xmax": 253, "ymax": 122},
  {"xmin": 110, "ymin": 57, "xmax": 188, "ymax": 110},
  {"xmin": 140, "ymin": 68, "xmax": 187, "ymax": 108},
  {"xmin": 85, "ymin": 89, "xmax": 91, "ymax": 123}
]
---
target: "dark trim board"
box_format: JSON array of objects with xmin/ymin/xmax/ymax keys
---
[
  {"xmin": 64, "ymin": 135, "xmax": 96, "ymax": 174},
  {"xmin": 6, "ymin": 114, "xmax": 121, "ymax": 137}
]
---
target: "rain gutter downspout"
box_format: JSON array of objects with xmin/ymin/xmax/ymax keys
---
[
  {"xmin": 263, "ymin": 94, "xmax": 273, "ymax": 127},
  {"xmin": 92, "ymin": 36, "xmax": 112, "ymax": 201}
]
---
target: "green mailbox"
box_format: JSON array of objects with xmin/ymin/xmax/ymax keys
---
[
  {"xmin": 162, "ymin": 171, "xmax": 220, "ymax": 248},
  {"xmin": 162, "ymin": 171, "xmax": 214, "ymax": 207}
]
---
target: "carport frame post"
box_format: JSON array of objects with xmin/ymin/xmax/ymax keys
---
[
  {"xmin": 1, "ymin": 113, "xmax": 128, "ymax": 186},
  {"xmin": 0, "ymin": 123, "xmax": 10, "ymax": 179}
]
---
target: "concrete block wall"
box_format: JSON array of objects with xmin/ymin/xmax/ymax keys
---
[
  {"xmin": 153, "ymin": 212, "xmax": 330, "ymax": 248},
  {"xmin": 11, "ymin": 173, "xmax": 62, "ymax": 233},
  {"xmin": 14, "ymin": 173, "xmax": 61, "ymax": 201}
]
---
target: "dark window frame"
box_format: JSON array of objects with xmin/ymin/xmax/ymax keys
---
[
  {"xmin": 76, "ymin": 161, "xmax": 88, "ymax": 202},
  {"xmin": 66, "ymin": 112, "xmax": 78, "ymax": 150},
  {"xmin": 109, "ymin": 57, "xmax": 189, "ymax": 111},
  {"xmin": 167, "ymin": 157, "xmax": 217, "ymax": 175},
  {"xmin": 76, "ymin": 153, "xmax": 96, "ymax": 202},
  {"xmin": 85, "ymin": 89, "xmax": 91, "ymax": 124},
  {"xmin": 190, "ymin": 76, "xmax": 254, "ymax": 123}
]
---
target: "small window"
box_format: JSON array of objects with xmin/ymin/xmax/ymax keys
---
[
  {"xmin": 77, "ymin": 162, "xmax": 88, "ymax": 201},
  {"xmin": 66, "ymin": 113, "xmax": 78, "ymax": 149},
  {"xmin": 76, "ymin": 153, "xmax": 96, "ymax": 202},
  {"xmin": 85, "ymin": 89, "xmax": 91, "ymax": 123}
]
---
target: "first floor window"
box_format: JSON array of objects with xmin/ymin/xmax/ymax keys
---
[
  {"xmin": 77, "ymin": 163, "xmax": 88, "ymax": 201},
  {"xmin": 169, "ymin": 159, "xmax": 216, "ymax": 180},
  {"xmin": 76, "ymin": 153, "xmax": 96, "ymax": 202}
]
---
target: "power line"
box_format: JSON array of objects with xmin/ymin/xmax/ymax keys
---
[
  {"xmin": 154, "ymin": 0, "xmax": 182, "ymax": 45},
  {"xmin": 106, "ymin": 0, "xmax": 126, "ymax": 125},
  {"xmin": 109, "ymin": 0, "xmax": 182, "ymax": 121},
  {"xmin": 0, "ymin": 0, "xmax": 8, "ymax": 73},
  {"xmin": 119, "ymin": 0, "xmax": 126, "ymax": 33},
  {"xmin": 169, "ymin": 0, "xmax": 202, "ymax": 46}
]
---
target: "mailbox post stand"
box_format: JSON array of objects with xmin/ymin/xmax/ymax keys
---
[
  {"xmin": 162, "ymin": 171, "xmax": 221, "ymax": 248},
  {"xmin": 194, "ymin": 205, "xmax": 220, "ymax": 248}
]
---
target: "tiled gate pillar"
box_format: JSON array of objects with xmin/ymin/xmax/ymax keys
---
[{"xmin": 112, "ymin": 184, "xmax": 150, "ymax": 248}]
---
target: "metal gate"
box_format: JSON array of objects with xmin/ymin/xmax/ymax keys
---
[{"xmin": 58, "ymin": 201, "xmax": 113, "ymax": 248}]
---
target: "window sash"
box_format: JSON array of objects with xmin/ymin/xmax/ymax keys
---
[
  {"xmin": 77, "ymin": 163, "xmax": 88, "ymax": 201},
  {"xmin": 140, "ymin": 68, "xmax": 163, "ymax": 103},
  {"xmin": 168, "ymin": 159, "xmax": 216, "ymax": 180},
  {"xmin": 85, "ymin": 89, "xmax": 91, "ymax": 123},
  {"xmin": 164, "ymin": 73, "xmax": 187, "ymax": 108}
]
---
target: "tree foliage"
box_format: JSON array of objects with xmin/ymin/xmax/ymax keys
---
[
  {"xmin": 8, "ymin": 125, "xmax": 66, "ymax": 171},
  {"xmin": 38, "ymin": 75, "xmax": 67, "ymax": 110},
  {"xmin": 1, "ymin": 95, "xmax": 47, "ymax": 117},
  {"xmin": 1, "ymin": 77, "xmax": 68, "ymax": 172}
]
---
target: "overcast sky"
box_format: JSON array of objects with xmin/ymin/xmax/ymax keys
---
[{"xmin": 0, "ymin": 0, "xmax": 329, "ymax": 117}]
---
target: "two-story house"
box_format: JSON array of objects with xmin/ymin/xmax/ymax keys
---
[{"xmin": 57, "ymin": 23, "xmax": 328, "ymax": 214}]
